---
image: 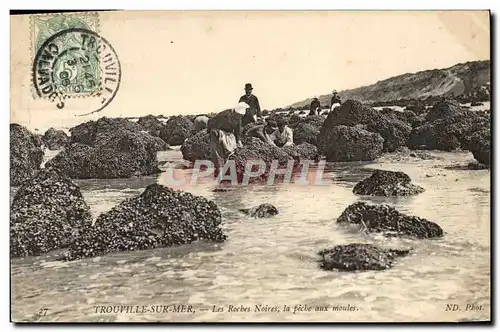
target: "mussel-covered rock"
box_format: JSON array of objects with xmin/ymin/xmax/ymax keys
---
[
  {"xmin": 282, "ymin": 142, "xmax": 318, "ymax": 161},
  {"xmin": 239, "ymin": 203, "xmax": 279, "ymax": 218},
  {"xmin": 69, "ymin": 117, "xmax": 143, "ymax": 146},
  {"xmin": 64, "ymin": 184, "xmax": 226, "ymax": 260},
  {"xmin": 302, "ymin": 115, "xmax": 325, "ymax": 127},
  {"xmin": 42, "ymin": 127, "xmax": 70, "ymax": 150},
  {"xmin": 317, "ymin": 125, "xmax": 384, "ymax": 162},
  {"xmin": 228, "ymin": 138, "xmax": 295, "ymax": 183},
  {"xmin": 353, "ymin": 169, "xmax": 425, "ymax": 196},
  {"xmin": 10, "ymin": 124, "xmax": 44, "ymax": 186},
  {"xmin": 322, "ymin": 100, "xmax": 411, "ymax": 152},
  {"xmin": 337, "ymin": 201, "xmax": 443, "ymax": 238},
  {"xmin": 460, "ymin": 127, "xmax": 491, "ymax": 167},
  {"xmin": 137, "ymin": 115, "xmax": 166, "ymax": 137},
  {"xmin": 46, "ymin": 130, "xmax": 162, "ymax": 179},
  {"xmin": 180, "ymin": 129, "xmax": 210, "ymax": 162},
  {"xmin": 293, "ymin": 122, "xmax": 320, "ymax": 145},
  {"xmin": 10, "ymin": 167, "xmax": 92, "ymax": 257},
  {"xmin": 319, "ymin": 243, "xmax": 411, "ymax": 271},
  {"xmin": 408, "ymin": 110, "xmax": 489, "ymax": 151},
  {"xmin": 380, "ymin": 108, "xmax": 421, "ymax": 128},
  {"xmin": 425, "ymin": 99, "xmax": 464, "ymax": 123},
  {"xmin": 159, "ymin": 115, "xmax": 194, "ymax": 146}
]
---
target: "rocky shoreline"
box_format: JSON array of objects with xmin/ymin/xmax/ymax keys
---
[{"xmin": 10, "ymin": 96, "xmax": 489, "ymax": 270}]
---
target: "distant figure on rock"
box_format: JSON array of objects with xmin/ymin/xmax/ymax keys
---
[
  {"xmin": 193, "ymin": 115, "xmax": 209, "ymax": 132},
  {"xmin": 275, "ymin": 117, "xmax": 294, "ymax": 147},
  {"xmin": 246, "ymin": 120, "xmax": 279, "ymax": 146},
  {"xmin": 330, "ymin": 90, "xmax": 342, "ymax": 111},
  {"xmin": 207, "ymin": 102, "xmax": 248, "ymax": 173},
  {"xmin": 239, "ymin": 83, "xmax": 262, "ymax": 127},
  {"xmin": 309, "ymin": 97, "xmax": 321, "ymax": 116}
]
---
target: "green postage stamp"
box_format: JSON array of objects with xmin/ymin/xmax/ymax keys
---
[{"xmin": 30, "ymin": 12, "xmax": 102, "ymax": 99}]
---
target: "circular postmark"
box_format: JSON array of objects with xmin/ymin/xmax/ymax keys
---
[{"xmin": 32, "ymin": 28, "xmax": 121, "ymax": 114}]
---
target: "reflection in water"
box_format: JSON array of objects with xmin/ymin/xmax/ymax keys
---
[{"xmin": 11, "ymin": 150, "xmax": 490, "ymax": 322}]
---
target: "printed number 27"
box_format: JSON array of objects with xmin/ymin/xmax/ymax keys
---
[{"xmin": 38, "ymin": 308, "xmax": 49, "ymax": 316}]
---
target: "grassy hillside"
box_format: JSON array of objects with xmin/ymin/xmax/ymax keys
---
[{"xmin": 290, "ymin": 60, "xmax": 490, "ymax": 108}]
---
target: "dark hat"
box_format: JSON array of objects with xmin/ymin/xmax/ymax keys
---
[{"xmin": 245, "ymin": 83, "xmax": 253, "ymax": 90}]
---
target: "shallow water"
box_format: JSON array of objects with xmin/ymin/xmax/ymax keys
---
[{"xmin": 11, "ymin": 149, "xmax": 490, "ymax": 322}]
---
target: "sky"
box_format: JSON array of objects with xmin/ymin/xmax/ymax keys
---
[{"xmin": 10, "ymin": 10, "xmax": 490, "ymax": 129}]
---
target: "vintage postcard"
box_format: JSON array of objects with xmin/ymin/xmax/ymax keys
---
[{"xmin": 10, "ymin": 10, "xmax": 491, "ymax": 323}]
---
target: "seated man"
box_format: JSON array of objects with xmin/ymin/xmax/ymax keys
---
[
  {"xmin": 275, "ymin": 117, "xmax": 294, "ymax": 147},
  {"xmin": 246, "ymin": 120, "xmax": 278, "ymax": 146}
]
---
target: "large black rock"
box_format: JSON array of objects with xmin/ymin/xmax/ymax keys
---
[
  {"xmin": 69, "ymin": 117, "xmax": 143, "ymax": 146},
  {"xmin": 460, "ymin": 127, "xmax": 491, "ymax": 167},
  {"xmin": 282, "ymin": 142, "xmax": 318, "ymax": 161},
  {"xmin": 46, "ymin": 130, "xmax": 162, "ymax": 179},
  {"xmin": 10, "ymin": 167, "xmax": 92, "ymax": 257},
  {"xmin": 226, "ymin": 138, "xmax": 297, "ymax": 183},
  {"xmin": 317, "ymin": 125, "xmax": 384, "ymax": 162},
  {"xmin": 319, "ymin": 244, "xmax": 411, "ymax": 271},
  {"xmin": 408, "ymin": 111, "xmax": 489, "ymax": 151},
  {"xmin": 337, "ymin": 201, "xmax": 443, "ymax": 238},
  {"xmin": 42, "ymin": 127, "xmax": 70, "ymax": 150},
  {"xmin": 321, "ymin": 100, "xmax": 411, "ymax": 152},
  {"xmin": 159, "ymin": 115, "xmax": 194, "ymax": 146},
  {"xmin": 425, "ymin": 99, "xmax": 465, "ymax": 123},
  {"xmin": 180, "ymin": 129, "xmax": 210, "ymax": 162},
  {"xmin": 293, "ymin": 123, "xmax": 320, "ymax": 145},
  {"xmin": 64, "ymin": 184, "xmax": 226, "ymax": 260},
  {"xmin": 10, "ymin": 124, "xmax": 44, "ymax": 186},
  {"xmin": 353, "ymin": 169, "xmax": 425, "ymax": 196}
]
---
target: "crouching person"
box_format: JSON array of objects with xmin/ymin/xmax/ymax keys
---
[
  {"xmin": 207, "ymin": 102, "xmax": 248, "ymax": 176},
  {"xmin": 275, "ymin": 117, "xmax": 294, "ymax": 147},
  {"xmin": 246, "ymin": 120, "xmax": 279, "ymax": 146}
]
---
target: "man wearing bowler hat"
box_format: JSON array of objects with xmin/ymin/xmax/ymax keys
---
[{"xmin": 239, "ymin": 83, "xmax": 262, "ymax": 127}]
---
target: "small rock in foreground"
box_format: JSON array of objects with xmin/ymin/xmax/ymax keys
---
[
  {"xmin": 319, "ymin": 243, "xmax": 411, "ymax": 271},
  {"xmin": 353, "ymin": 169, "xmax": 425, "ymax": 196},
  {"xmin": 239, "ymin": 204, "xmax": 279, "ymax": 218},
  {"xmin": 337, "ymin": 201, "xmax": 443, "ymax": 238},
  {"xmin": 64, "ymin": 184, "xmax": 226, "ymax": 260}
]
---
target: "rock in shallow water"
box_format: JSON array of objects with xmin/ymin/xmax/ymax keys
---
[
  {"xmin": 337, "ymin": 201, "xmax": 443, "ymax": 238},
  {"xmin": 239, "ymin": 204, "xmax": 279, "ymax": 218},
  {"xmin": 321, "ymin": 100, "xmax": 411, "ymax": 152},
  {"xmin": 353, "ymin": 169, "xmax": 425, "ymax": 196},
  {"xmin": 319, "ymin": 243, "xmax": 411, "ymax": 271},
  {"xmin": 64, "ymin": 184, "xmax": 227, "ymax": 260},
  {"xmin": 180, "ymin": 129, "xmax": 210, "ymax": 162},
  {"xmin": 317, "ymin": 125, "xmax": 384, "ymax": 162},
  {"xmin": 408, "ymin": 100, "xmax": 489, "ymax": 152},
  {"xmin": 46, "ymin": 130, "xmax": 162, "ymax": 179},
  {"xmin": 460, "ymin": 127, "xmax": 491, "ymax": 167},
  {"xmin": 10, "ymin": 124, "xmax": 44, "ymax": 186},
  {"xmin": 10, "ymin": 167, "xmax": 92, "ymax": 258}
]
